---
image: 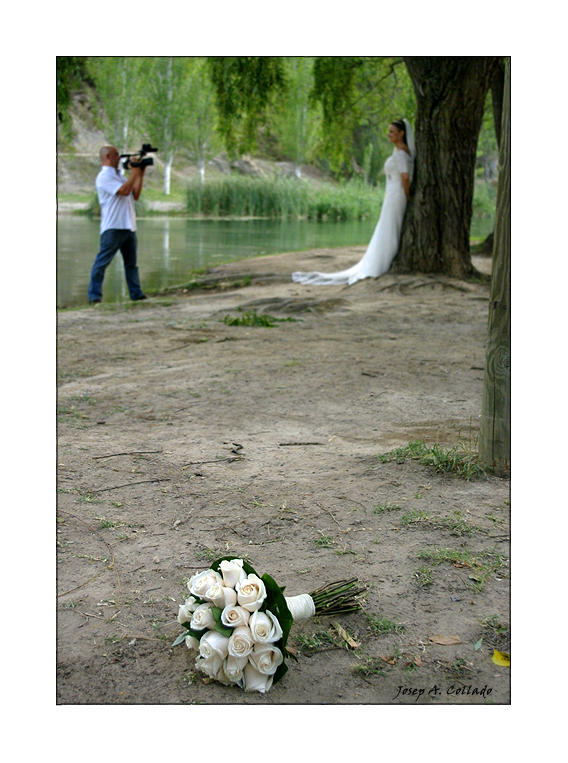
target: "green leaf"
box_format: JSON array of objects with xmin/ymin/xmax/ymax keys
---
[
  {"xmin": 262, "ymin": 572, "xmax": 293, "ymax": 651},
  {"xmin": 181, "ymin": 622, "xmax": 205, "ymax": 641},
  {"xmin": 208, "ymin": 606, "xmax": 232, "ymax": 637},
  {"xmin": 210, "ymin": 605, "xmax": 234, "ymax": 638},
  {"xmin": 474, "ymin": 637, "xmax": 483, "ymax": 651},
  {"xmin": 215, "ymin": 621, "xmax": 233, "ymax": 638},
  {"xmin": 172, "ymin": 632, "xmax": 189, "ymax": 647},
  {"xmin": 272, "ymin": 660, "xmax": 289, "ymax": 686}
]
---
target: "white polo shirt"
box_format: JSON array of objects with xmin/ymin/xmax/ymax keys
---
[{"xmin": 96, "ymin": 166, "xmax": 137, "ymax": 233}]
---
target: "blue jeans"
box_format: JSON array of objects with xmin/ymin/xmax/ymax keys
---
[{"xmin": 88, "ymin": 229, "xmax": 144, "ymax": 302}]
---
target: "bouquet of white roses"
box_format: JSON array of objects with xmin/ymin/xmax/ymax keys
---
[{"xmin": 173, "ymin": 556, "xmax": 365, "ymax": 693}]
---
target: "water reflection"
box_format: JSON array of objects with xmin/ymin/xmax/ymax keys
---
[{"xmin": 57, "ymin": 215, "xmax": 494, "ymax": 308}]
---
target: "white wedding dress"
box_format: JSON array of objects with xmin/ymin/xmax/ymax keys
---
[{"xmin": 292, "ymin": 148, "xmax": 414, "ymax": 286}]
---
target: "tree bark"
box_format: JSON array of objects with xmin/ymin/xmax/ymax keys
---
[
  {"xmin": 491, "ymin": 58, "xmax": 505, "ymax": 150},
  {"xmin": 479, "ymin": 58, "xmax": 510, "ymax": 476},
  {"xmin": 394, "ymin": 57, "xmax": 500, "ymax": 279}
]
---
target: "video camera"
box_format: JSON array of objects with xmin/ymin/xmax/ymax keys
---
[{"xmin": 120, "ymin": 143, "xmax": 159, "ymax": 170}]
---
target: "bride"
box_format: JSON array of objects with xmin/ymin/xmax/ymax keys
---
[{"xmin": 292, "ymin": 119, "xmax": 416, "ymax": 286}]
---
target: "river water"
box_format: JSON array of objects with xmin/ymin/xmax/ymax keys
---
[{"xmin": 57, "ymin": 215, "xmax": 493, "ymax": 307}]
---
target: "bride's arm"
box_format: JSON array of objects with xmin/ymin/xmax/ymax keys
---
[{"xmin": 401, "ymin": 173, "xmax": 410, "ymax": 201}]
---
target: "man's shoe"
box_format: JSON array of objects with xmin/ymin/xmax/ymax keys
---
[
  {"xmin": 134, "ymin": 295, "xmax": 147, "ymax": 301},
  {"xmin": 90, "ymin": 299, "xmax": 102, "ymax": 305}
]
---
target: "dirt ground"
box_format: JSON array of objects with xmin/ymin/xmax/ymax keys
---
[{"xmin": 56, "ymin": 246, "xmax": 510, "ymax": 705}]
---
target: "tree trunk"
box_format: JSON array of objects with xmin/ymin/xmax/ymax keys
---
[
  {"xmin": 395, "ymin": 57, "xmax": 500, "ymax": 278},
  {"xmin": 164, "ymin": 153, "xmax": 174, "ymax": 195},
  {"xmin": 479, "ymin": 58, "xmax": 510, "ymax": 476},
  {"xmin": 491, "ymin": 58, "xmax": 505, "ymax": 150}
]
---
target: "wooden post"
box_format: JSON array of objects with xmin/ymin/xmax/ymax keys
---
[{"xmin": 479, "ymin": 58, "xmax": 510, "ymax": 476}]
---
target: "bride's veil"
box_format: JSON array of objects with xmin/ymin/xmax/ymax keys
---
[{"xmin": 403, "ymin": 119, "xmax": 416, "ymax": 158}]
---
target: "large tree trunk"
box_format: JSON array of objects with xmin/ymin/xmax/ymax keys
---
[
  {"xmin": 491, "ymin": 58, "xmax": 506, "ymax": 150},
  {"xmin": 395, "ymin": 57, "xmax": 500, "ymax": 278},
  {"xmin": 479, "ymin": 58, "xmax": 510, "ymax": 476}
]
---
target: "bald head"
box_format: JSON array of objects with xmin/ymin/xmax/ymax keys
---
[{"xmin": 100, "ymin": 145, "xmax": 120, "ymax": 167}]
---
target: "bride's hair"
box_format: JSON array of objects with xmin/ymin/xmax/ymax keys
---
[{"xmin": 391, "ymin": 120, "xmax": 408, "ymax": 147}]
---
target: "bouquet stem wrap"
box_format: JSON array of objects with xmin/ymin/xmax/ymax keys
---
[{"xmin": 285, "ymin": 594, "xmax": 316, "ymax": 621}]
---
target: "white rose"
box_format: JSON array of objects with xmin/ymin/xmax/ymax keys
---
[
  {"xmin": 195, "ymin": 653, "xmax": 223, "ymax": 679},
  {"xmin": 206, "ymin": 584, "xmax": 238, "ymax": 609},
  {"xmin": 220, "ymin": 559, "xmax": 246, "ymax": 589},
  {"xmin": 177, "ymin": 596, "xmax": 199, "ymax": 624},
  {"xmin": 221, "ymin": 604, "xmax": 250, "ymax": 628},
  {"xmin": 188, "ymin": 569, "xmax": 224, "ymax": 600},
  {"xmin": 243, "ymin": 663, "xmax": 274, "ymax": 693},
  {"xmin": 199, "ymin": 629, "xmax": 230, "ymax": 661},
  {"xmin": 223, "ymin": 655, "xmax": 248, "ymax": 683},
  {"xmin": 237, "ymin": 573, "xmax": 267, "ymax": 613},
  {"xmin": 185, "ymin": 635, "xmax": 201, "ymax": 651},
  {"xmin": 190, "ymin": 602, "xmax": 216, "ymax": 631},
  {"xmin": 213, "ymin": 661, "xmax": 234, "ymax": 686},
  {"xmin": 228, "ymin": 625, "xmax": 255, "ymax": 658},
  {"xmin": 249, "ymin": 610, "xmax": 283, "ymax": 643},
  {"xmin": 248, "ymin": 643, "xmax": 284, "ymax": 675}
]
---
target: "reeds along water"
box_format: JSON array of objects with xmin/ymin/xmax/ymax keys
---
[{"xmin": 185, "ymin": 175, "xmax": 384, "ymax": 220}]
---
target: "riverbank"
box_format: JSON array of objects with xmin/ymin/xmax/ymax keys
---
[{"xmin": 57, "ymin": 247, "xmax": 509, "ymax": 705}]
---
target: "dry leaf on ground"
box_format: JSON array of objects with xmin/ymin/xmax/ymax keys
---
[
  {"xmin": 332, "ymin": 621, "xmax": 359, "ymax": 649},
  {"xmin": 491, "ymin": 649, "xmax": 510, "ymax": 667},
  {"xmin": 428, "ymin": 634, "xmax": 462, "ymax": 645}
]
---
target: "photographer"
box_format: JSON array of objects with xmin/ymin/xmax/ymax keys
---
[{"xmin": 88, "ymin": 145, "xmax": 148, "ymax": 305}]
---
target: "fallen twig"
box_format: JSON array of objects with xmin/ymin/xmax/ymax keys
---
[
  {"xmin": 316, "ymin": 502, "xmax": 342, "ymax": 528},
  {"xmin": 88, "ymin": 478, "xmax": 171, "ymax": 493},
  {"xmin": 181, "ymin": 457, "xmax": 242, "ymax": 467},
  {"xmin": 279, "ymin": 442, "xmax": 323, "ymax": 447},
  {"xmin": 92, "ymin": 450, "xmax": 163, "ymax": 460}
]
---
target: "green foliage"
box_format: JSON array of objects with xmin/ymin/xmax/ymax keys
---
[
  {"xmin": 207, "ymin": 57, "xmax": 287, "ymax": 155},
  {"xmin": 138, "ymin": 57, "xmax": 195, "ymax": 194},
  {"xmin": 311, "ymin": 57, "xmax": 415, "ymax": 179},
  {"xmin": 86, "ymin": 57, "xmax": 147, "ymax": 152},
  {"xmin": 270, "ymin": 57, "xmax": 323, "ymax": 173},
  {"xmin": 57, "ymin": 56, "xmax": 91, "ymax": 143},
  {"xmin": 183, "ymin": 58, "xmax": 221, "ymax": 181}
]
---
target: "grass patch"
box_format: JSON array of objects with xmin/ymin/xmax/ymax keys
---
[
  {"xmin": 373, "ymin": 502, "xmax": 402, "ymax": 514},
  {"xmin": 413, "ymin": 566, "xmax": 434, "ymax": 588},
  {"xmin": 194, "ymin": 546, "xmax": 220, "ymax": 562},
  {"xmin": 222, "ymin": 309, "xmax": 299, "ymax": 327},
  {"xmin": 365, "ymin": 612, "xmax": 405, "ymax": 635},
  {"xmin": 313, "ymin": 534, "xmax": 335, "ymax": 549},
  {"xmin": 442, "ymin": 511, "xmax": 474, "ymax": 537},
  {"xmin": 95, "ymin": 516, "xmax": 125, "ymax": 530},
  {"xmin": 400, "ymin": 509, "xmax": 431, "ymax": 526},
  {"xmin": 417, "ymin": 545, "xmax": 508, "ymax": 591},
  {"xmin": 379, "ymin": 439, "xmax": 485, "ymax": 480},
  {"xmin": 480, "ymin": 615, "xmax": 509, "ymax": 635},
  {"xmin": 417, "ymin": 546, "xmax": 475, "ymax": 566},
  {"xmin": 295, "ymin": 630, "xmax": 338, "ymax": 652},
  {"xmin": 353, "ymin": 657, "xmax": 388, "ymax": 677}
]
